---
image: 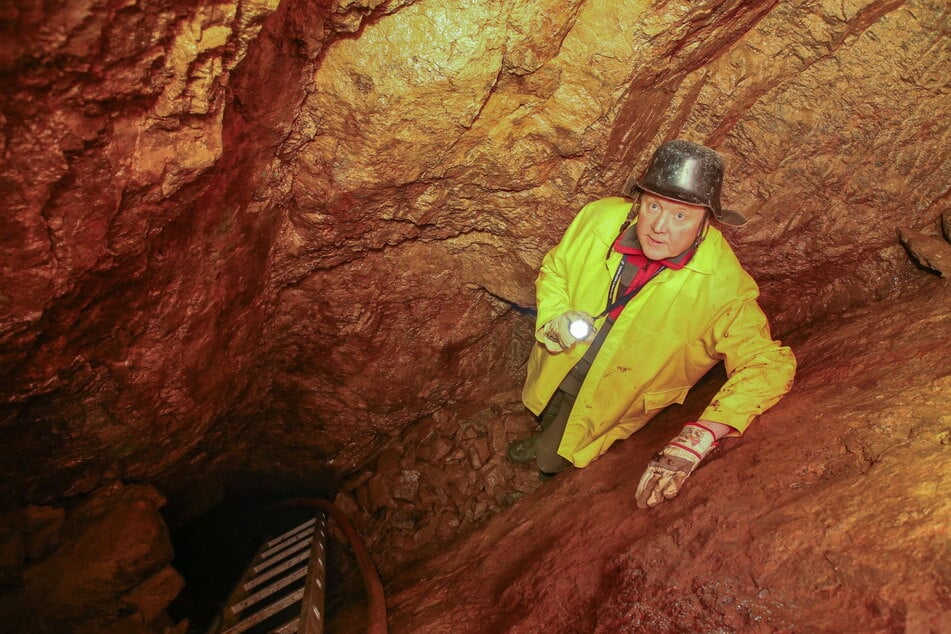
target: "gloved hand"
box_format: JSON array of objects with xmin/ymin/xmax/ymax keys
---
[
  {"xmin": 537, "ymin": 310, "xmax": 597, "ymax": 353},
  {"xmin": 635, "ymin": 423, "xmax": 717, "ymax": 509}
]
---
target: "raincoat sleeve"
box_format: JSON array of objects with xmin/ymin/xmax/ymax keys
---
[
  {"xmin": 699, "ymin": 295, "xmax": 797, "ymax": 433},
  {"xmin": 533, "ymin": 205, "xmax": 595, "ymax": 338}
]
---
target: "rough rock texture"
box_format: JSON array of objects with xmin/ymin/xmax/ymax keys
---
[
  {"xmin": 330, "ymin": 390, "xmax": 544, "ymax": 578},
  {"xmin": 0, "ymin": 0, "xmax": 949, "ymax": 629},
  {"xmin": 371, "ymin": 278, "xmax": 950, "ymax": 634},
  {"xmin": 0, "ymin": 483, "xmax": 184, "ymax": 633},
  {"xmin": 899, "ymin": 225, "xmax": 951, "ymax": 276},
  {"xmin": 0, "ymin": 0, "xmax": 292, "ymax": 519},
  {"xmin": 2, "ymin": 0, "xmax": 948, "ymax": 514}
]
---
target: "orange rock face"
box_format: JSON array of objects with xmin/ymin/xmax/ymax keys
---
[{"xmin": 0, "ymin": 0, "xmax": 948, "ymax": 629}]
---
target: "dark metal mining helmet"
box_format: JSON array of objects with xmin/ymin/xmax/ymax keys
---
[{"xmin": 624, "ymin": 140, "xmax": 748, "ymax": 226}]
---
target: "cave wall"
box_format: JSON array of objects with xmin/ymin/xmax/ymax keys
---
[
  {"xmin": 1, "ymin": 0, "xmax": 949, "ymax": 631},
  {"xmin": 0, "ymin": 0, "xmax": 398, "ymax": 515},
  {"xmin": 1, "ymin": 0, "xmax": 948, "ymax": 523},
  {"xmin": 255, "ymin": 0, "xmax": 951, "ymax": 496}
]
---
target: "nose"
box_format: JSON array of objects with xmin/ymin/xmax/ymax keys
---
[{"xmin": 651, "ymin": 211, "xmax": 668, "ymax": 233}]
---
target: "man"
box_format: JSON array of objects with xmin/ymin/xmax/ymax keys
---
[{"xmin": 509, "ymin": 140, "xmax": 796, "ymax": 509}]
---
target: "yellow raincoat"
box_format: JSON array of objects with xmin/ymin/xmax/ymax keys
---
[{"xmin": 522, "ymin": 197, "xmax": 796, "ymax": 468}]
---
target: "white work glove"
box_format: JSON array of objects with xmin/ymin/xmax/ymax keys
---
[
  {"xmin": 635, "ymin": 423, "xmax": 717, "ymax": 509},
  {"xmin": 537, "ymin": 310, "xmax": 597, "ymax": 353}
]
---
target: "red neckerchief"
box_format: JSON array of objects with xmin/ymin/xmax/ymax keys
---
[{"xmin": 607, "ymin": 229, "xmax": 697, "ymax": 320}]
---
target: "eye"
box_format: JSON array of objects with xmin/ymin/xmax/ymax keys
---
[
  {"xmin": 649, "ymin": 202, "xmax": 660, "ymax": 212},
  {"xmin": 675, "ymin": 212, "xmax": 687, "ymax": 222}
]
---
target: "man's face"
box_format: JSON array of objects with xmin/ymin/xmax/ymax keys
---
[{"xmin": 635, "ymin": 193, "xmax": 708, "ymax": 260}]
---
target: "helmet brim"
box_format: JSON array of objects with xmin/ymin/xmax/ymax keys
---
[
  {"xmin": 713, "ymin": 208, "xmax": 748, "ymax": 227},
  {"xmin": 622, "ymin": 176, "xmax": 748, "ymax": 227}
]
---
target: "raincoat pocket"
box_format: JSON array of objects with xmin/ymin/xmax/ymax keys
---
[{"xmin": 643, "ymin": 385, "xmax": 691, "ymax": 413}]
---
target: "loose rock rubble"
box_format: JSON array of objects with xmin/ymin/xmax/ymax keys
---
[{"xmin": 332, "ymin": 389, "xmax": 544, "ymax": 578}]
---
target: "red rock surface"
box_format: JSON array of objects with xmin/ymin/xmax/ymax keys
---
[
  {"xmin": 0, "ymin": 0, "xmax": 949, "ymax": 630},
  {"xmin": 375, "ymin": 278, "xmax": 950, "ymax": 633}
]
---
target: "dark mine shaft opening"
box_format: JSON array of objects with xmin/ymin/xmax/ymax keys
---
[{"xmin": 166, "ymin": 485, "xmax": 364, "ymax": 634}]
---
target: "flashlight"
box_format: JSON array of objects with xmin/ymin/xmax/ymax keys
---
[{"xmin": 568, "ymin": 319, "xmax": 592, "ymax": 339}]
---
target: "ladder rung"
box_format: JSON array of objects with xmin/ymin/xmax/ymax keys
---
[
  {"xmin": 221, "ymin": 587, "xmax": 305, "ymax": 634},
  {"xmin": 264, "ymin": 517, "xmax": 316, "ymax": 549},
  {"xmin": 259, "ymin": 523, "xmax": 313, "ymax": 560},
  {"xmin": 230, "ymin": 566, "xmax": 308, "ymax": 615},
  {"xmin": 254, "ymin": 536, "xmax": 312, "ymax": 574},
  {"xmin": 245, "ymin": 550, "xmax": 309, "ymax": 591}
]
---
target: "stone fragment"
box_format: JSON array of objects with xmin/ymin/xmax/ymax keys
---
[
  {"xmin": 481, "ymin": 464, "xmax": 507, "ymax": 493},
  {"xmin": 464, "ymin": 436, "xmax": 492, "ymax": 470},
  {"xmin": 417, "ymin": 461, "xmax": 451, "ymax": 492},
  {"xmin": 375, "ymin": 448, "xmax": 402, "ymax": 478},
  {"xmin": 341, "ymin": 469, "xmax": 374, "ymax": 491},
  {"xmin": 412, "ymin": 517, "xmax": 439, "ymax": 546},
  {"xmin": 400, "ymin": 418, "xmax": 436, "ymax": 446},
  {"xmin": 366, "ymin": 475, "xmax": 393, "ymax": 514},
  {"xmin": 434, "ymin": 513, "xmax": 461, "ymax": 542},
  {"xmin": 392, "ymin": 469, "xmax": 421, "ymax": 502},
  {"xmin": 472, "ymin": 500, "xmax": 488, "ymax": 520},
  {"xmin": 445, "ymin": 448, "xmax": 467, "ymax": 463},
  {"xmin": 898, "ymin": 227, "xmax": 951, "ymax": 276},
  {"xmin": 416, "ymin": 483, "xmax": 448, "ymax": 510},
  {"xmin": 430, "ymin": 437, "xmax": 455, "ymax": 463},
  {"xmin": 942, "ymin": 211, "xmax": 951, "ymax": 243}
]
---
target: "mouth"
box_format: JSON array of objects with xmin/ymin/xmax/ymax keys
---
[{"xmin": 646, "ymin": 235, "xmax": 665, "ymax": 247}]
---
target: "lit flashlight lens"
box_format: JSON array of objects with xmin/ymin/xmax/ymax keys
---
[{"xmin": 569, "ymin": 319, "xmax": 591, "ymax": 339}]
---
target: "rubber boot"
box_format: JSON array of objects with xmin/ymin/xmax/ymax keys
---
[{"xmin": 506, "ymin": 435, "xmax": 539, "ymax": 464}]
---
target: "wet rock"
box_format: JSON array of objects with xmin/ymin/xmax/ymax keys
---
[
  {"xmin": 463, "ymin": 436, "xmax": 492, "ymax": 470},
  {"xmin": 898, "ymin": 227, "xmax": 951, "ymax": 276}
]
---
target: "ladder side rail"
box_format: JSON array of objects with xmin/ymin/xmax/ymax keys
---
[{"xmin": 298, "ymin": 512, "xmax": 328, "ymax": 634}]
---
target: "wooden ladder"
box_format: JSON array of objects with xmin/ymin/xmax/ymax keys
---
[{"xmin": 210, "ymin": 513, "xmax": 328, "ymax": 634}]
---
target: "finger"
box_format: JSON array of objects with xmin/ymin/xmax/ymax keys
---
[
  {"xmin": 635, "ymin": 471, "xmax": 661, "ymax": 509},
  {"xmin": 660, "ymin": 479, "xmax": 680, "ymax": 500},
  {"xmin": 648, "ymin": 473, "xmax": 675, "ymax": 507}
]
